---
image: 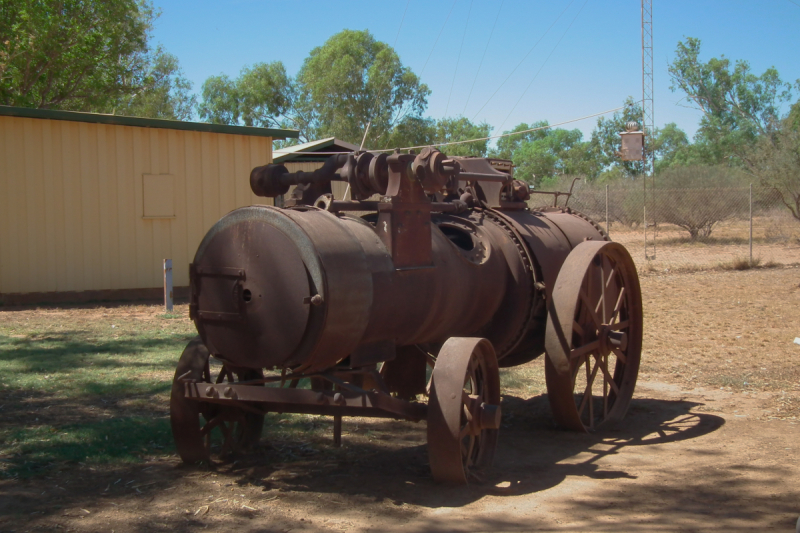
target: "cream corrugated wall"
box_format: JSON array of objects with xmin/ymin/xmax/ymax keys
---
[{"xmin": 0, "ymin": 115, "xmax": 274, "ymax": 294}]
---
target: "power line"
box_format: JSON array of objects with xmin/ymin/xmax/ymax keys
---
[
  {"xmin": 470, "ymin": 0, "xmax": 577, "ymax": 121},
  {"xmin": 276, "ymin": 105, "xmax": 626, "ymax": 155},
  {"xmin": 369, "ymin": 105, "xmax": 626, "ymax": 152},
  {"xmin": 445, "ymin": 0, "xmax": 473, "ymax": 119},
  {"xmin": 394, "ymin": 0, "xmax": 411, "ymax": 48},
  {"xmin": 462, "ymin": 0, "xmax": 504, "ymax": 116},
  {"xmin": 496, "ymin": 0, "xmax": 589, "ymax": 133},
  {"xmin": 421, "ymin": 0, "xmax": 458, "ymax": 76}
]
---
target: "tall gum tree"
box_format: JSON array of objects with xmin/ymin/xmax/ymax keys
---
[{"xmin": 295, "ymin": 29, "xmax": 430, "ymax": 147}]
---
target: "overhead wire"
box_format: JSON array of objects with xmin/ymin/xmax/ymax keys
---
[
  {"xmin": 496, "ymin": 0, "xmax": 590, "ymax": 133},
  {"xmin": 368, "ymin": 105, "xmax": 626, "ymax": 152},
  {"xmin": 274, "ymin": 105, "xmax": 626, "ymax": 155},
  {"xmin": 444, "ymin": 0, "xmax": 473, "ymax": 119},
  {"xmin": 469, "ymin": 0, "xmax": 577, "ymax": 121},
  {"xmin": 361, "ymin": 1, "xmax": 413, "ymax": 151},
  {"xmin": 420, "ymin": 0, "xmax": 458, "ymax": 75},
  {"xmin": 394, "ymin": 0, "xmax": 411, "ymax": 48},
  {"xmin": 462, "ymin": 0, "xmax": 504, "ymax": 115}
]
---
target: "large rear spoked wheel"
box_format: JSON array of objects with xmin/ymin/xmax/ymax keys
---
[
  {"xmin": 544, "ymin": 241, "xmax": 642, "ymax": 432},
  {"xmin": 427, "ymin": 337, "xmax": 501, "ymax": 484},
  {"xmin": 170, "ymin": 337, "xmax": 265, "ymax": 463}
]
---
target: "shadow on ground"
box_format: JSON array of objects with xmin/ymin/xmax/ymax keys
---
[
  {"xmin": 219, "ymin": 394, "xmax": 725, "ymax": 509},
  {"xmin": 5, "ymin": 393, "xmax": 799, "ymax": 532}
]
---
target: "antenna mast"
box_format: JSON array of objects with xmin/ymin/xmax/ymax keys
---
[{"xmin": 642, "ymin": 0, "xmax": 656, "ymax": 260}]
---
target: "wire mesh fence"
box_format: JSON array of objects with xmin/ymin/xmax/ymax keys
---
[{"xmin": 533, "ymin": 181, "xmax": 800, "ymax": 272}]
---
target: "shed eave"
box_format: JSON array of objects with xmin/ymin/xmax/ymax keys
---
[{"xmin": 0, "ymin": 105, "xmax": 299, "ymax": 139}]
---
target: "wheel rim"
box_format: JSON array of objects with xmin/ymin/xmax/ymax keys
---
[
  {"xmin": 170, "ymin": 337, "xmax": 265, "ymax": 463},
  {"xmin": 544, "ymin": 241, "xmax": 642, "ymax": 432},
  {"xmin": 427, "ymin": 338, "xmax": 501, "ymax": 484}
]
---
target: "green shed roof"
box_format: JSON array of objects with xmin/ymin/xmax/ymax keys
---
[{"xmin": 0, "ymin": 105, "xmax": 299, "ymax": 139}]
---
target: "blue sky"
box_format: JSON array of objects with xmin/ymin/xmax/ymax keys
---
[{"xmin": 150, "ymin": 0, "xmax": 800, "ymax": 144}]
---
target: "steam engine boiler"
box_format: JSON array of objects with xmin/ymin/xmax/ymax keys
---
[{"xmin": 170, "ymin": 147, "xmax": 642, "ymax": 484}]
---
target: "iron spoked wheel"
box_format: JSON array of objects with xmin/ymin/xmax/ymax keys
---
[
  {"xmin": 427, "ymin": 337, "xmax": 501, "ymax": 484},
  {"xmin": 544, "ymin": 241, "xmax": 643, "ymax": 432},
  {"xmin": 170, "ymin": 337, "xmax": 265, "ymax": 463}
]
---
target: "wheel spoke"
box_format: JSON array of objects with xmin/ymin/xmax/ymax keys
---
[
  {"xmin": 199, "ymin": 414, "xmax": 228, "ymax": 437},
  {"xmin": 603, "ymin": 354, "xmax": 609, "ymax": 418},
  {"xmin": 611, "ymin": 346, "xmax": 628, "ymax": 364},
  {"xmin": 579, "ymin": 290, "xmax": 603, "ymax": 330},
  {"xmin": 611, "ymin": 287, "xmax": 626, "ymax": 322},
  {"xmin": 219, "ymin": 421, "xmax": 235, "ymax": 455},
  {"xmin": 570, "ymin": 339, "xmax": 600, "ymax": 360},
  {"xmin": 594, "ymin": 354, "xmax": 621, "ymax": 395},
  {"xmin": 463, "ymin": 436, "xmax": 476, "ymax": 468},
  {"xmin": 609, "ymin": 319, "xmax": 629, "ymax": 331},
  {"xmin": 600, "ymin": 258, "xmax": 607, "ymax": 324},
  {"xmin": 577, "ymin": 357, "xmax": 600, "ymax": 416},
  {"xmin": 604, "ymin": 266, "xmax": 617, "ymax": 290}
]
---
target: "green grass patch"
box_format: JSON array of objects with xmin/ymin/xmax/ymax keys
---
[
  {"xmin": 0, "ymin": 416, "xmax": 174, "ymax": 478},
  {"xmin": 0, "ymin": 304, "xmax": 198, "ymax": 478}
]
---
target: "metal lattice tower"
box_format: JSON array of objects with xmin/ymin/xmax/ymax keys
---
[{"xmin": 642, "ymin": 0, "xmax": 656, "ymax": 260}]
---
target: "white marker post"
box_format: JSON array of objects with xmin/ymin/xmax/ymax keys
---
[{"xmin": 163, "ymin": 259, "xmax": 173, "ymax": 312}]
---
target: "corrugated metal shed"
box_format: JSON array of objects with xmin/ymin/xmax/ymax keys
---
[{"xmin": 0, "ymin": 106, "xmax": 298, "ymax": 300}]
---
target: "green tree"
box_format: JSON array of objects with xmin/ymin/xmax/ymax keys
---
[
  {"xmin": 749, "ymin": 115, "xmax": 800, "ymax": 222},
  {"xmin": 651, "ymin": 122, "xmax": 690, "ymax": 171},
  {"xmin": 383, "ymin": 115, "xmax": 435, "ymax": 150},
  {"xmin": 0, "ymin": 0, "xmax": 194, "ymax": 119},
  {"xmin": 491, "ymin": 121, "xmax": 549, "ymax": 160},
  {"xmin": 197, "ymin": 62, "xmax": 294, "ymax": 129},
  {"xmin": 668, "ymin": 37, "xmax": 797, "ymax": 164},
  {"xmin": 490, "ymin": 121, "xmax": 598, "ymax": 185},
  {"xmin": 113, "ymin": 46, "xmax": 195, "ymax": 120},
  {"xmin": 296, "ymin": 30, "xmax": 430, "ymax": 147},
  {"xmin": 1, "ymin": 0, "xmax": 151, "ymax": 109},
  {"xmin": 432, "ymin": 117, "xmax": 491, "ymax": 157},
  {"xmin": 589, "ymin": 97, "xmax": 645, "ymax": 178},
  {"xmin": 512, "ymin": 128, "xmax": 592, "ymax": 185}
]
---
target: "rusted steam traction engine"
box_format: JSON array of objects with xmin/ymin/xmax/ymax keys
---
[{"xmin": 171, "ymin": 148, "xmax": 642, "ymax": 484}]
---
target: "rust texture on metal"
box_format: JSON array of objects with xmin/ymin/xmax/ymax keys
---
[{"xmin": 172, "ymin": 146, "xmax": 643, "ymax": 484}]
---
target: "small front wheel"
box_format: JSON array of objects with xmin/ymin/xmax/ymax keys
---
[
  {"xmin": 170, "ymin": 337, "xmax": 264, "ymax": 463},
  {"xmin": 427, "ymin": 337, "xmax": 501, "ymax": 484}
]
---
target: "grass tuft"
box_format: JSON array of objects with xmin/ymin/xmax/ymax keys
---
[{"xmin": 720, "ymin": 256, "xmax": 761, "ymax": 271}]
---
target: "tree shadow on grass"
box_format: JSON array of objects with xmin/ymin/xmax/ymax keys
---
[
  {"xmin": 0, "ymin": 331, "xmax": 194, "ymax": 374},
  {"xmin": 0, "ymin": 331, "xmax": 196, "ymax": 478}
]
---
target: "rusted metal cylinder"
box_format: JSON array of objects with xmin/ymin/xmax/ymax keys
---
[{"xmin": 189, "ymin": 203, "xmax": 607, "ymax": 373}]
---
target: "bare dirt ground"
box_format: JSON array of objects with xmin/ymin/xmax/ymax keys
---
[
  {"xmin": 611, "ymin": 218, "xmax": 800, "ymax": 270},
  {"xmin": 2, "ymin": 266, "xmax": 800, "ymax": 532}
]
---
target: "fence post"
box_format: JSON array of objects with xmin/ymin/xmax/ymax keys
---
[
  {"xmin": 164, "ymin": 259, "xmax": 173, "ymax": 312},
  {"xmin": 605, "ymin": 184, "xmax": 610, "ymax": 238},
  {"xmin": 749, "ymin": 184, "xmax": 753, "ymax": 266}
]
